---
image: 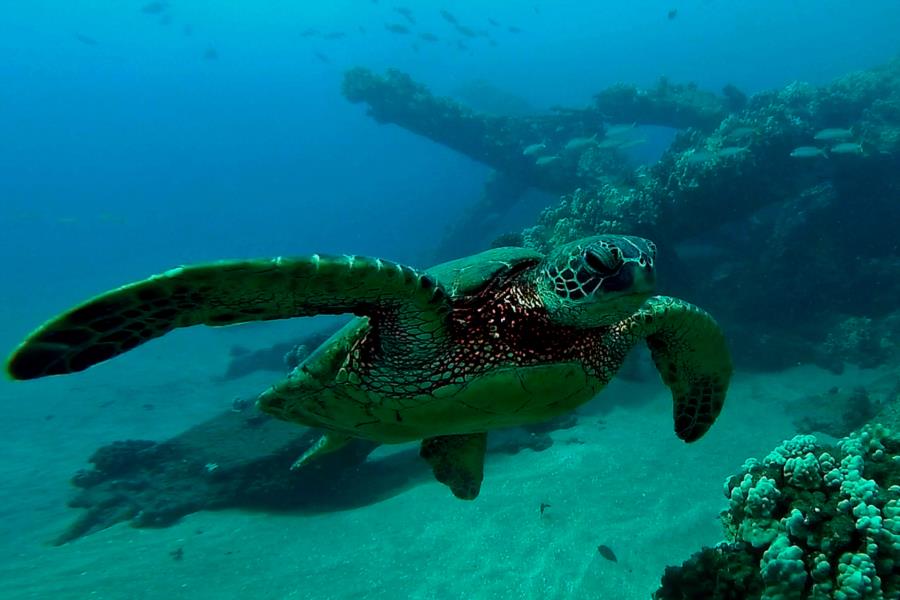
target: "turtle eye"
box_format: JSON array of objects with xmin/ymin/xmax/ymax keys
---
[{"xmin": 584, "ymin": 247, "xmax": 622, "ymax": 274}]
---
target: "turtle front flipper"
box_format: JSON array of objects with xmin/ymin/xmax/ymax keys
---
[
  {"xmin": 624, "ymin": 296, "xmax": 733, "ymax": 443},
  {"xmin": 420, "ymin": 433, "xmax": 488, "ymax": 500},
  {"xmin": 7, "ymin": 255, "xmax": 450, "ymax": 380}
]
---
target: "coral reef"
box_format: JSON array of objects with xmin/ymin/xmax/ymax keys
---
[
  {"xmin": 788, "ymin": 385, "xmax": 886, "ymax": 439},
  {"xmin": 654, "ymin": 424, "xmax": 900, "ymax": 599},
  {"xmin": 346, "ymin": 57, "xmax": 900, "ymax": 371}
]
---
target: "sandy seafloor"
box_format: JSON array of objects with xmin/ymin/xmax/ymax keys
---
[{"xmin": 0, "ymin": 321, "xmax": 884, "ymax": 600}]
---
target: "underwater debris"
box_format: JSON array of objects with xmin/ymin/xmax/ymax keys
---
[
  {"xmin": 54, "ymin": 414, "xmax": 380, "ymax": 544},
  {"xmin": 346, "ymin": 57, "xmax": 900, "ymax": 372}
]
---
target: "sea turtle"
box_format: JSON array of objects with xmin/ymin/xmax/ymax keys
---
[{"xmin": 6, "ymin": 235, "xmax": 732, "ymax": 499}]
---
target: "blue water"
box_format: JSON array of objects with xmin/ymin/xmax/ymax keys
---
[
  {"xmin": 3, "ymin": 3, "xmax": 898, "ymax": 330},
  {"xmin": 2, "ymin": 2, "xmax": 900, "ymax": 598}
]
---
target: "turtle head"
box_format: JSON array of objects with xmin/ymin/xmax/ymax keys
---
[{"xmin": 536, "ymin": 235, "xmax": 656, "ymax": 326}]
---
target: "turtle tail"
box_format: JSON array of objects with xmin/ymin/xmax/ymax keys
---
[{"xmin": 7, "ymin": 255, "xmax": 449, "ymax": 380}]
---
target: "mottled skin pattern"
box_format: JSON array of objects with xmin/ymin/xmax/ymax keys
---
[{"xmin": 5, "ymin": 235, "xmax": 732, "ymax": 499}]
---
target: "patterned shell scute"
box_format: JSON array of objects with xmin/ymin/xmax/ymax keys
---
[{"xmin": 425, "ymin": 246, "xmax": 544, "ymax": 299}]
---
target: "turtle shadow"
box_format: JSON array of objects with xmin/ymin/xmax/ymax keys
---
[{"xmin": 55, "ymin": 410, "xmax": 561, "ymax": 544}]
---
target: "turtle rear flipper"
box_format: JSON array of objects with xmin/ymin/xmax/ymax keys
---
[
  {"xmin": 420, "ymin": 432, "xmax": 487, "ymax": 500},
  {"xmin": 7, "ymin": 255, "xmax": 449, "ymax": 380},
  {"xmin": 630, "ymin": 296, "xmax": 733, "ymax": 442}
]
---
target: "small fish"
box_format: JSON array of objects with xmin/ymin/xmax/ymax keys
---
[
  {"xmin": 717, "ymin": 146, "xmax": 749, "ymax": 158},
  {"xmin": 456, "ymin": 25, "xmax": 477, "ymax": 38},
  {"xmin": 141, "ymin": 1, "xmax": 167, "ymax": 14},
  {"xmin": 456, "ymin": 40, "xmax": 469, "ymax": 52},
  {"xmin": 203, "ymin": 47, "xmax": 219, "ymax": 60},
  {"xmin": 597, "ymin": 138, "xmax": 626, "ymax": 149},
  {"xmin": 725, "ymin": 127, "xmax": 756, "ymax": 141},
  {"xmin": 564, "ymin": 135, "xmax": 598, "ymax": 152},
  {"xmin": 540, "ymin": 502, "xmax": 551, "ymax": 516},
  {"xmin": 789, "ymin": 146, "xmax": 827, "ymax": 159},
  {"xmin": 685, "ymin": 149, "xmax": 716, "ymax": 164},
  {"xmin": 522, "ymin": 143, "xmax": 547, "ymax": 156},
  {"xmin": 604, "ymin": 123, "xmax": 637, "ymax": 138},
  {"xmin": 814, "ymin": 128, "xmax": 853, "ymax": 141},
  {"xmin": 418, "ymin": 32, "xmax": 439, "ymax": 42},
  {"xmin": 324, "ymin": 31, "xmax": 346, "ymax": 40},
  {"xmin": 617, "ymin": 138, "xmax": 648, "ymax": 149},
  {"xmin": 488, "ymin": 18, "xmax": 501, "ymax": 27},
  {"xmin": 74, "ymin": 33, "xmax": 98, "ymax": 46},
  {"xmin": 597, "ymin": 544, "xmax": 618, "ymax": 562},
  {"xmin": 385, "ymin": 23, "xmax": 410, "ymax": 34},
  {"xmin": 183, "ymin": 24, "xmax": 193, "ymax": 37},
  {"xmin": 313, "ymin": 51, "xmax": 331, "ymax": 64},
  {"xmin": 159, "ymin": 14, "xmax": 172, "ymax": 26},
  {"xmin": 394, "ymin": 7, "xmax": 416, "ymax": 25},
  {"xmin": 535, "ymin": 155, "xmax": 560, "ymax": 167},
  {"xmin": 667, "ymin": 9, "xmax": 678, "ymax": 20},
  {"xmin": 830, "ymin": 142, "xmax": 864, "ymax": 155},
  {"xmin": 440, "ymin": 10, "xmax": 459, "ymax": 25},
  {"xmin": 359, "ymin": 26, "xmax": 367, "ymax": 34},
  {"xmin": 300, "ymin": 28, "xmax": 320, "ymax": 38},
  {"xmin": 508, "ymin": 26, "xmax": 522, "ymax": 33}
]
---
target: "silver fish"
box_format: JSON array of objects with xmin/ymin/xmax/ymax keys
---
[
  {"xmin": 563, "ymin": 135, "xmax": 598, "ymax": 152},
  {"xmin": 814, "ymin": 128, "xmax": 853, "ymax": 141},
  {"xmin": 725, "ymin": 127, "xmax": 756, "ymax": 141},
  {"xmin": 535, "ymin": 155, "xmax": 561, "ymax": 166},
  {"xmin": 616, "ymin": 138, "xmax": 647, "ymax": 149},
  {"xmin": 830, "ymin": 142, "xmax": 864, "ymax": 155},
  {"xmin": 685, "ymin": 149, "xmax": 716, "ymax": 164},
  {"xmin": 522, "ymin": 143, "xmax": 547, "ymax": 156},
  {"xmin": 604, "ymin": 123, "xmax": 636, "ymax": 138},
  {"xmin": 790, "ymin": 146, "xmax": 827, "ymax": 159},
  {"xmin": 718, "ymin": 146, "xmax": 749, "ymax": 158}
]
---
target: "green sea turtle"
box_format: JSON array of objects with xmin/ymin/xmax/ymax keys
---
[{"xmin": 6, "ymin": 235, "xmax": 732, "ymax": 499}]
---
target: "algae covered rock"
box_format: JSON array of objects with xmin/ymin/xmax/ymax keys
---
[{"xmin": 655, "ymin": 424, "xmax": 900, "ymax": 600}]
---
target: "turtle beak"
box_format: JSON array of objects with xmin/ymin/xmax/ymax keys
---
[{"xmin": 633, "ymin": 260, "xmax": 655, "ymax": 296}]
